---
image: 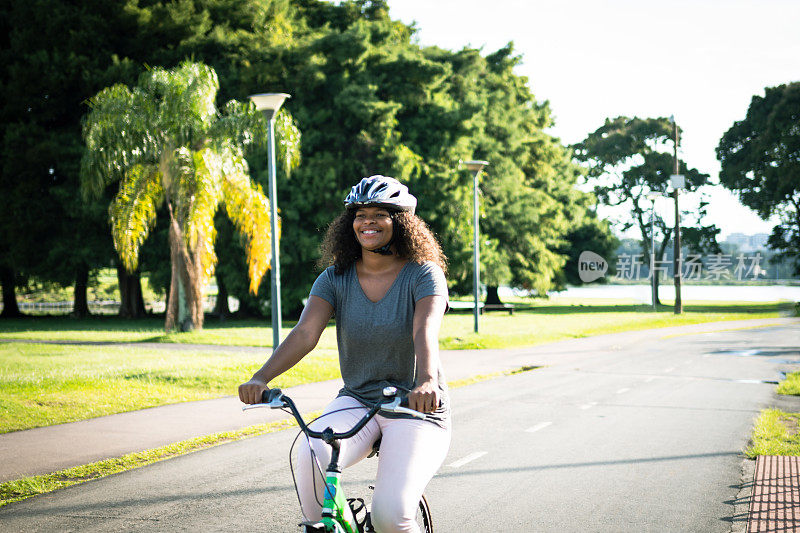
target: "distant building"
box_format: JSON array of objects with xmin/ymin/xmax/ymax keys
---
[{"xmin": 725, "ymin": 233, "xmax": 769, "ymax": 252}]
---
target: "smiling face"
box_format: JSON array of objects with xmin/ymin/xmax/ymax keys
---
[{"xmin": 352, "ymin": 206, "xmax": 394, "ymax": 250}]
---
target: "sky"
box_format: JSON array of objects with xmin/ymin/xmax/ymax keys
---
[{"xmin": 385, "ymin": 0, "xmax": 800, "ymax": 239}]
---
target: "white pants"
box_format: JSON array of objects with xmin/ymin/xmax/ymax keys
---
[{"xmin": 294, "ymin": 396, "xmax": 451, "ymax": 533}]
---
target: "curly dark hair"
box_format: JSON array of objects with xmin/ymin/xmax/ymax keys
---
[{"xmin": 318, "ymin": 210, "xmax": 448, "ymax": 275}]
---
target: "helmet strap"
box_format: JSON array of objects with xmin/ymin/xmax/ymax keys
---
[
  {"xmin": 368, "ymin": 242, "xmax": 394, "ymax": 256},
  {"xmin": 361, "ymin": 211, "xmax": 397, "ymax": 256}
]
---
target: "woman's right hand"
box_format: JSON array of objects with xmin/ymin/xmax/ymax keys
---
[{"xmin": 238, "ymin": 378, "xmax": 268, "ymax": 405}]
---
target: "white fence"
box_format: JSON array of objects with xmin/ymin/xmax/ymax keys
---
[{"xmin": 0, "ymin": 297, "xmax": 234, "ymax": 315}]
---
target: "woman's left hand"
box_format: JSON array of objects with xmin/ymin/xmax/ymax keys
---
[{"xmin": 409, "ymin": 380, "xmax": 440, "ymax": 413}]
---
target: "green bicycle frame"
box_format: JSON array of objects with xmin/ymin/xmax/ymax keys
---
[{"xmin": 319, "ymin": 470, "xmax": 358, "ymax": 533}]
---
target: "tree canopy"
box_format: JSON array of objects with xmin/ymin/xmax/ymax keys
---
[
  {"xmin": 574, "ymin": 116, "xmax": 719, "ymax": 294},
  {"xmin": 0, "ymin": 0, "xmax": 143, "ymax": 316},
  {"xmin": 574, "ymin": 117, "xmax": 711, "ymax": 237},
  {"xmin": 2, "ymin": 0, "xmax": 616, "ymax": 318},
  {"xmin": 717, "ymin": 82, "xmax": 800, "ymax": 274}
]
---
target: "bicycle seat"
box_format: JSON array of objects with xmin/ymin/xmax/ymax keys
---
[{"xmin": 367, "ymin": 438, "xmax": 381, "ymax": 458}]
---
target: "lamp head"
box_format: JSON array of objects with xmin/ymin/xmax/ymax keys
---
[
  {"xmin": 460, "ymin": 160, "xmax": 489, "ymax": 173},
  {"xmin": 248, "ymin": 93, "xmax": 290, "ymax": 120}
]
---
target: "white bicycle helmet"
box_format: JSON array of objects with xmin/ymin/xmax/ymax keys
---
[{"xmin": 344, "ymin": 175, "xmax": 417, "ymax": 214}]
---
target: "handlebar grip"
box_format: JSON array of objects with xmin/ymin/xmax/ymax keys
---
[
  {"xmin": 399, "ymin": 396, "xmax": 443, "ymax": 409},
  {"xmin": 261, "ymin": 388, "xmax": 283, "ymax": 404}
]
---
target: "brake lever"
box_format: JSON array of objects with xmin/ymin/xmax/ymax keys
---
[
  {"xmin": 242, "ymin": 391, "xmax": 286, "ymax": 411},
  {"xmin": 380, "ymin": 397, "xmax": 426, "ymax": 420},
  {"xmin": 242, "ymin": 403, "xmax": 267, "ymax": 411}
]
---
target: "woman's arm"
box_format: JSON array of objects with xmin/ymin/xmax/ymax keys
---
[
  {"xmin": 238, "ymin": 295, "xmax": 334, "ymax": 404},
  {"xmin": 409, "ymin": 294, "xmax": 448, "ymax": 413}
]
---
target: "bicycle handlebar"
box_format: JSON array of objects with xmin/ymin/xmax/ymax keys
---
[{"xmin": 242, "ymin": 387, "xmax": 426, "ymax": 442}]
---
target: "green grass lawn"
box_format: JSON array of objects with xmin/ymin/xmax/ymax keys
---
[
  {"xmin": 0, "ymin": 316, "xmax": 332, "ymax": 347},
  {"xmin": 0, "ymin": 342, "xmax": 339, "ymax": 433},
  {"xmin": 0, "ymin": 299, "xmax": 792, "ymax": 433},
  {"xmin": 777, "ymin": 371, "xmax": 800, "ymax": 396},
  {"xmin": 746, "ymin": 409, "xmax": 800, "ymax": 457},
  {"xmin": 747, "ymin": 357, "xmax": 800, "ymax": 457}
]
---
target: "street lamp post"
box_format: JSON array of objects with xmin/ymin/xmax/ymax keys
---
[
  {"xmin": 249, "ymin": 92, "xmax": 290, "ymax": 350},
  {"xmin": 461, "ymin": 160, "xmax": 489, "ymax": 334},
  {"xmin": 669, "ymin": 116, "xmax": 684, "ymax": 315}
]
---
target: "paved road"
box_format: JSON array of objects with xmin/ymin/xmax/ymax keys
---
[{"xmin": 2, "ymin": 321, "xmax": 799, "ymax": 532}]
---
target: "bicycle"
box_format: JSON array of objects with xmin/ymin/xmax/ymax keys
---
[{"xmin": 243, "ymin": 387, "xmax": 434, "ymax": 533}]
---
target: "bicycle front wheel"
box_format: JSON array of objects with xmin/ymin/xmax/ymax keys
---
[{"xmin": 416, "ymin": 494, "xmax": 433, "ymax": 533}]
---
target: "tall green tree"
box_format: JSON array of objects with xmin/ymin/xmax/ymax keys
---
[
  {"xmin": 412, "ymin": 43, "xmax": 612, "ymax": 297},
  {"xmin": 122, "ymin": 0, "xmax": 311, "ymax": 317},
  {"xmin": 81, "ymin": 61, "xmax": 300, "ymax": 331},
  {"xmin": 717, "ymin": 82, "xmax": 800, "ymax": 274},
  {"xmin": 1, "ymin": 0, "xmax": 297, "ymax": 318},
  {"xmin": 574, "ymin": 116, "xmax": 719, "ymax": 301},
  {"xmin": 471, "ymin": 45, "xmax": 600, "ymax": 296},
  {"xmin": 555, "ymin": 213, "xmax": 620, "ymax": 286},
  {"xmin": 245, "ymin": 6, "xmax": 462, "ymax": 313},
  {"xmin": 0, "ymin": 0, "xmax": 143, "ymax": 317}
]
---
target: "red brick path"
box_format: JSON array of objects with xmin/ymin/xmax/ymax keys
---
[{"xmin": 749, "ymin": 456, "xmax": 800, "ymax": 532}]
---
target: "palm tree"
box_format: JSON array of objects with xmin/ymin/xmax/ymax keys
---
[{"xmin": 81, "ymin": 62, "xmax": 300, "ymax": 331}]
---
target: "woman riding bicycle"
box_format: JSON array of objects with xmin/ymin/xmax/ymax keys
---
[{"xmin": 238, "ymin": 175, "xmax": 451, "ymax": 533}]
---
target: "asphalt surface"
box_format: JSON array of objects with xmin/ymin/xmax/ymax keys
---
[
  {"xmin": 1, "ymin": 318, "xmax": 799, "ymax": 532},
  {"xmin": 428, "ymin": 324, "xmax": 796, "ymax": 532},
  {"xmin": 0, "ymin": 317, "xmax": 792, "ymax": 481}
]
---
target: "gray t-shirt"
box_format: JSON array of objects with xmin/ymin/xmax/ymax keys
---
[{"xmin": 309, "ymin": 260, "xmax": 450, "ymax": 429}]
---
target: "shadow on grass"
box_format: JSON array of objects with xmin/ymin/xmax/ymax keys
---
[{"xmin": 0, "ymin": 315, "xmax": 162, "ymax": 333}]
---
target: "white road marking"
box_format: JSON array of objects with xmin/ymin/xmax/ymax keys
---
[
  {"xmin": 580, "ymin": 402, "xmax": 598, "ymax": 410},
  {"xmin": 525, "ymin": 421, "xmax": 553, "ymax": 433},
  {"xmin": 616, "ymin": 388, "xmax": 630, "ymax": 394},
  {"xmin": 644, "ymin": 377, "xmax": 656, "ymax": 383},
  {"xmin": 664, "ymin": 367, "xmax": 676, "ymax": 373},
  {"xmin": 447, "ymin": 451, "xmax": 488, "ymax": 468}
]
